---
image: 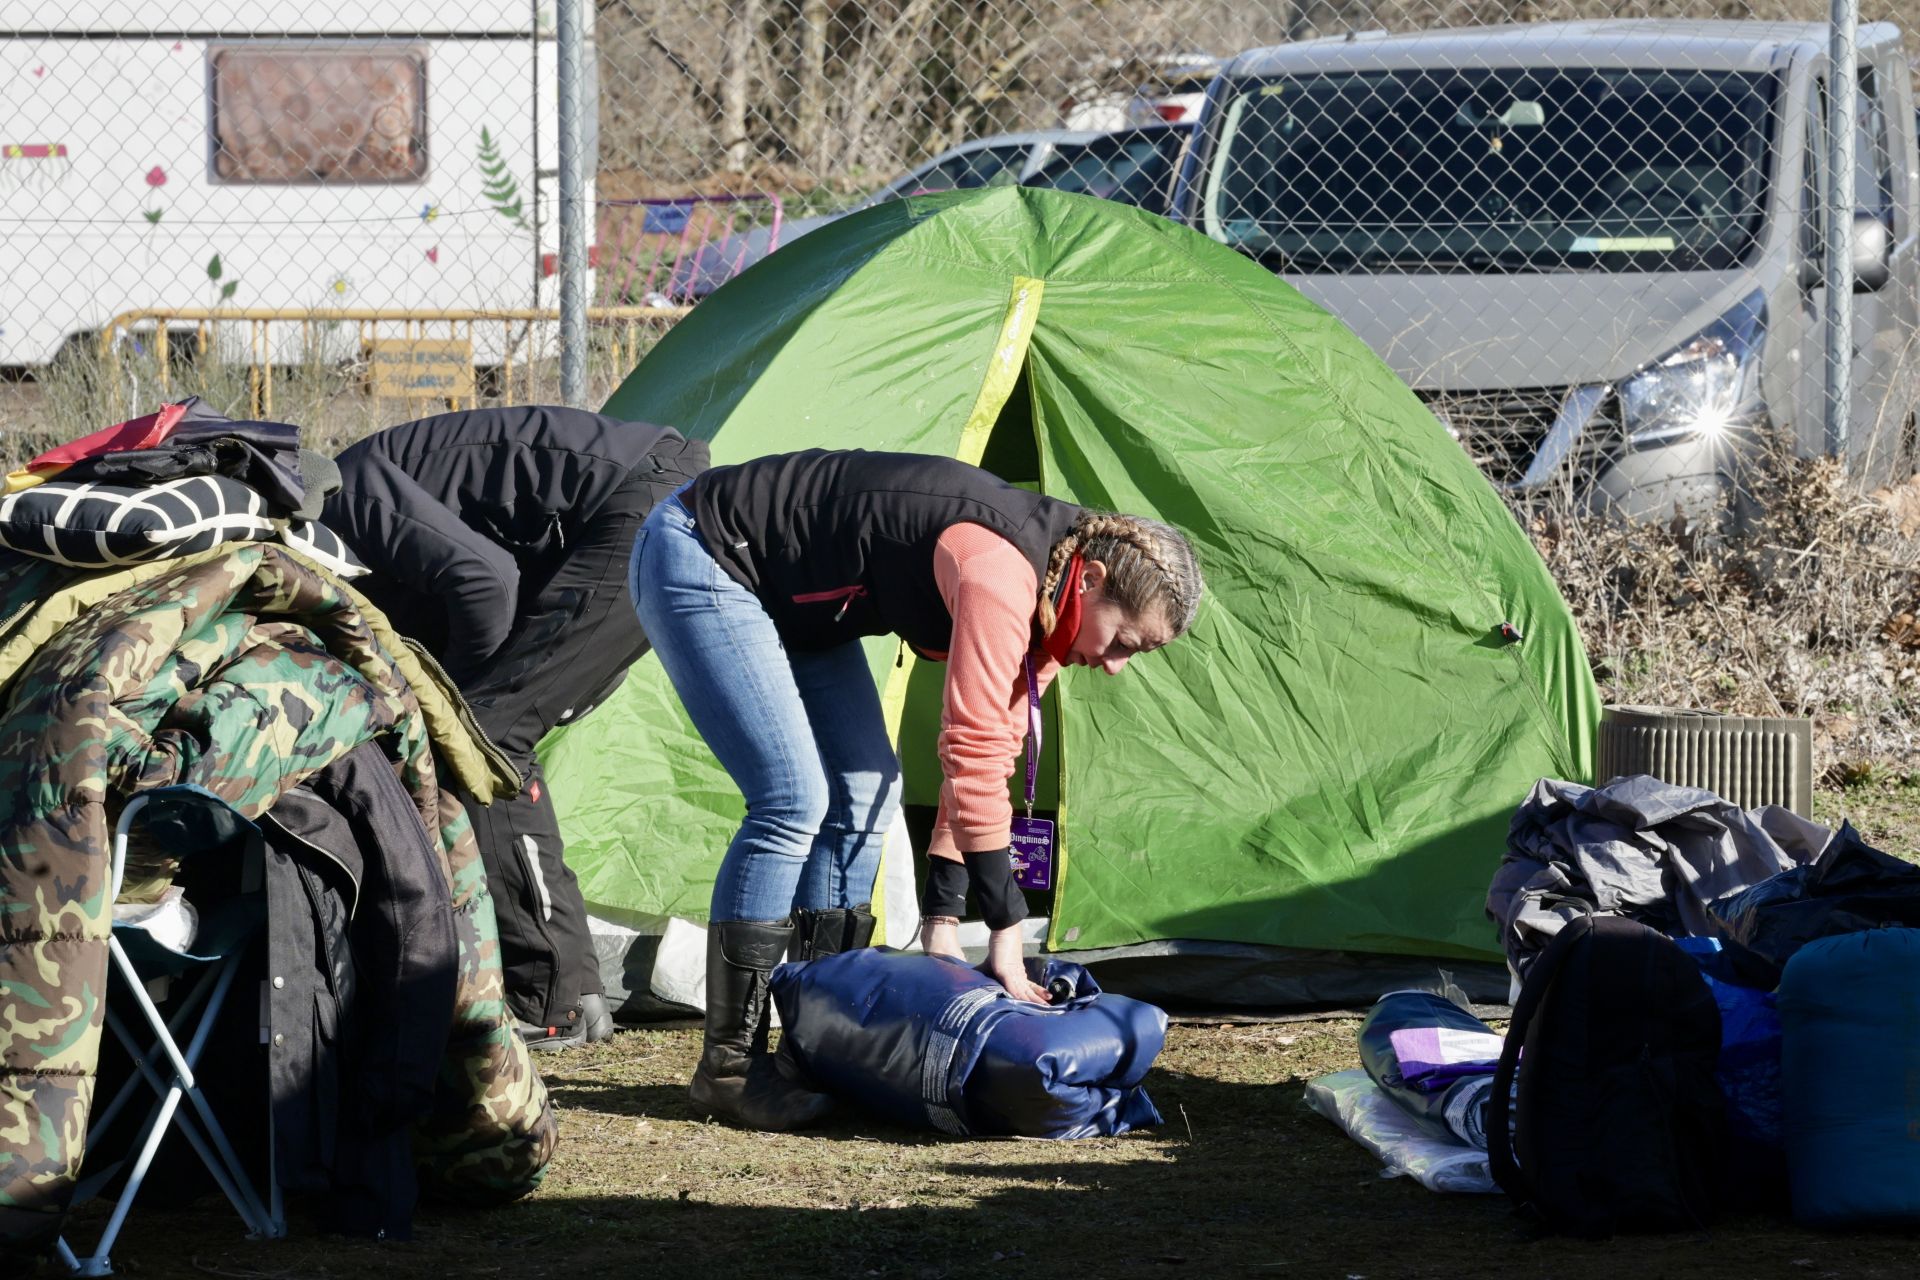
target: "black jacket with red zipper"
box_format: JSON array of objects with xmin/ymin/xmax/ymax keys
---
[{"xmin": 687, "ymin": 449, "xmax": 1083, "ymax": 653}]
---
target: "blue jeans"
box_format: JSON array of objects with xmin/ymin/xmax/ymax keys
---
[{"xmin": 629, "ymin": 495, "xmax": 901, "ymax": 924}]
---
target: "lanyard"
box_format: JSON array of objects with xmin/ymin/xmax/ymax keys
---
[{"xmin": 1022, "ymin": 654, "xmax": 1041, "ymax": 820}]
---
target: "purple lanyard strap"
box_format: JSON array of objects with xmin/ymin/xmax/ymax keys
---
[{"xmin": 1022, "ymin": 654, "xmax": 1041, "ymax": 820}]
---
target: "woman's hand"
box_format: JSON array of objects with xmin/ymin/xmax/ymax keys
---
[{"xmin": 981, "ymin": 925, "xmax": 1047, "ymax": 1003}]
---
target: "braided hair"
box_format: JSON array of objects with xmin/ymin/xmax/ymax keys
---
[{"xmin": 1038, "ymin": 512, "xmax": 1203, "ymax": 638}]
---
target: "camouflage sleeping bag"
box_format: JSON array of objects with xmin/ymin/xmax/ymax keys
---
[{"xmin": 0, "ymin": 543, "xmax": 558, "ymax": 1249}]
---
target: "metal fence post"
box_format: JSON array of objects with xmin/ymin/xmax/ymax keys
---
[
  {"xmin": 556, "ymin": 0, "xmax": 589, "ymax": 409},
  {"xmin": 1824, "ymin": 0, "xmax": 1859, "ymax": 462}
]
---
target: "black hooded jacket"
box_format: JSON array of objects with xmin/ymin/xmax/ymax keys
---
[{"xmin": 325, "ymin": 406, "xmax": 706, "ymax": 681}]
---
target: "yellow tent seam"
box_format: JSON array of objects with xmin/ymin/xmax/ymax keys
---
[
  {"xmin": 954, "ymin": 275, "xmax": 1045, "ymax": 467},
  {"xmin": 875, "ymin": 274, "xmax": 1046, "ymax": 943}
]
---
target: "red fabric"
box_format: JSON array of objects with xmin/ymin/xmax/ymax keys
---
[
  {"xmin": 1041, "ymin": 552, "xmax": 1084, "ymax": 666},
  {"xmin": 26, "ymin": 401, "xmax": 190, "ymax": 472}
]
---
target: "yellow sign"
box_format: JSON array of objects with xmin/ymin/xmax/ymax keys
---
[{"xmin": 368, "ymin": 337, "xmax": 475, "ymax": 402}]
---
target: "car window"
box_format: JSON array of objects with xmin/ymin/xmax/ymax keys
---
[
  {"xmin": 1028, "ymin": 130, "xmax": 1187, "ymax": 213},
  {"xmin": 901, "ymin": 145, "xmax": 1031, "ymax": 196},
  {"xmin": 1802, "ymin": 95, "xmax": 1824, "ymax": 265},
  {"xmin": 1203, "ymin": 66, "xmax": 1778, "ymax": 273},
  {"xmin": 1855, "ymin": 64, "xmax": 1895, "ymax": 223}
]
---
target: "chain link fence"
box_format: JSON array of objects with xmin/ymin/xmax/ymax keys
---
[
  {"xmin": 4, "ymin": 4, "xmax": 1917, "ymax": 467},
  {"xmin": 594, "ymin": 0, "xmax": 1920, "ymax": 771},
  {"xmin": 0, "ymin": 2, "xmax": 1915, "ymax": 764},
  {"xmin": 604, "ymin": 0, "xmax": 1920, "ymax": 487}
]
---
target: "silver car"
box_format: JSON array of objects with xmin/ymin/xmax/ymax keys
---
[
  {"xmin": 680, "ymin": 125, "xmax": 1190, "ymax": 298},
  {"xmin": 1182, "ymin": 21, "xmax": 1920, "ymax": 517}
]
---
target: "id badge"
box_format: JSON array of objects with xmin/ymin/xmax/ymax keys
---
[{"xmin": 1009, "ymin": 816, "xmax": 1055, "ymax": 891}]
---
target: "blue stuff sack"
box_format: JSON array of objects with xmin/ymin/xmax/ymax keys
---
[
  {"xmin": 1673, "ymin": 937, "xmax": 1785, "ymax": 1165},
  {"xmin": 1780, "ymin": 927, "xmax": 1920, "ymax": 1225},
  {"xmin": 768, "ymin": 947, "xmax": 1166, "ymax": 1139}
]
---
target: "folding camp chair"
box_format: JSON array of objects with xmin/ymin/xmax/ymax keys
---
[{"xmin": 55, "ymin": 788, "xmax": 286, "ymax": 1276}]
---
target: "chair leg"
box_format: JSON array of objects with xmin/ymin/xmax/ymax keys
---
[
  {"xmin": 64, "ymin": 940, "xmax": 280, "ymax": 1273},
  {"xmin": 103, "ymin": 1004, "xmax": 270, "ymax": 1237},
  {"xmin": 74, "ymin": 1068, "xmax": 191, "ymax": 1275},
  {"xmin": 86, "ymin": 959, "xmax": 221, "ymax": 1145},
  {"xmin": 110, "ymin": 939, "xmax": 274, "ymax": 1235}
]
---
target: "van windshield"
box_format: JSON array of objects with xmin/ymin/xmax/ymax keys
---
[{"xmin": 1203, "ymin": 66, "xmax": 1777, "ymax": 272}]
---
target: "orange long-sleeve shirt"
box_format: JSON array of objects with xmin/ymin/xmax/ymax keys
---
[{"xmin": 925, "ymin": 522, "xmax": 1059, "ymax": 857}]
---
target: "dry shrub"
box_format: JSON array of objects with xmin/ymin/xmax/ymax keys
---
[{"xmin": 1523, "ymin": 441, "xmax": 1920, "ymax": 782}]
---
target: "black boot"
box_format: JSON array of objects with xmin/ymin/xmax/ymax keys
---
[
  {"xmin": 790, "ymin": 904, "xmax": 878, "ymax": 961},
  {"xmin": 689, "ymin": 920, "xmax": 834, "ymax": 1131},
  {"xmin": 790, "ymin": 908, "xmax": 850, "ymax": 961},
  {"xmin": 843, "ymin": 903, "xmax": 876, "ymax": 951},
  {"xmin": 776, "ymin": 905, "xmax": 877, "ymax": 1085}
]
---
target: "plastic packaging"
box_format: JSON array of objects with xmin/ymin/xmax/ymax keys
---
[
  {"xmin": 1304, "ymin": 1069, "xmax": 1497, "ymax": 1194},
  {"xmin": 1357, "ymin": 990, "xmax": 1502, "ymax": 1149},
  {"xmin": 111, "ymin": 885, "xmax": 200, "ymax": 954},
  {"xmin": 1709, "ymin": 823, "xmax": 1920, "ymax": 988}
]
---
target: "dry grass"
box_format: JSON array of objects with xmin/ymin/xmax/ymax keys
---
[
  {"xmin": 0, "ymin": 328, "xmax": 666, "ymax": 468},
  {"xmin": 1522, "ymin": 441, "xmax": 1920, "ymax": 781},
  {"xmin": 4, "ymin": 343, "xmax": 1918, "ymax": 785},
  {"xmin": 54, "ymin": 868, "xmax": 1920, "ymax": 1280}
]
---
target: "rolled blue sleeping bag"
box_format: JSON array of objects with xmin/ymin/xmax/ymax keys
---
[
  {"xmin": 768, "ymin": 947, "xmax": 1166, "ymax": 1139},
  {"xmin": 1779, "ymin": 927, "xmax": 1920, "ymax": 1225}
]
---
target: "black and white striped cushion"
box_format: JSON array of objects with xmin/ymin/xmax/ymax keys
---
[
  {"xmin": 279, "ymin": 519, "xmax": 369, "ymax": 578},
  {"xmin": 0, "ymin": 474, "xmax": 367, "ymax": 577}
]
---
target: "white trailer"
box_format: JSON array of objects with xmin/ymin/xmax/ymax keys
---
[{"xmin": 0, "ymin": 1, "xmax": 590, "ymax": 367}]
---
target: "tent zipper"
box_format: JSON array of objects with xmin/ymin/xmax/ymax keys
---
[{"xmin": 402, "ymin": 637, "xmax": 524, "ymax": 794}]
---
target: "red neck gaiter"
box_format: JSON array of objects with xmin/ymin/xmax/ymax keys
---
[{"xmin": 1042, "ymin": 553, "xmax": 1085, "ymax": 665}]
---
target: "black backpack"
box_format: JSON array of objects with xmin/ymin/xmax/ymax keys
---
[{"xmin": 1487, "ymin": 914, "xmax": 1727, "ymax": 1237}]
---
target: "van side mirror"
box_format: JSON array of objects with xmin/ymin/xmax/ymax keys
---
[
  {"xmin": 1851, "ymin": 210, "xmax": 1892, "ymax": 292},
  {"xmin": 1797, "ymin": 213, "xmax": 1893, "ymax": 291}
]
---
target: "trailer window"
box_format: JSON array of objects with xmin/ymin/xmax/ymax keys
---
[{"xmin": 210, "ymin": 45, "xmax": 427, "ymax": 184}]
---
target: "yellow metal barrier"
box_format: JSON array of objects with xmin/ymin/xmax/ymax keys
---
[{"xmin": 96, "ymin": 306, "xmax": 691, "ymax": 417}]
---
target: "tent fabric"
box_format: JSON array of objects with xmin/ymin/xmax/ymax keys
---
[{"xmin": 541, "ymin": 185, "xmax": 1598, "ymax": 965}]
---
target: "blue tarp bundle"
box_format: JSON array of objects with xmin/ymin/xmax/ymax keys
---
[{"xmin": 769, "ymin": 948, "xmax": 1166, "ymax": 1140}]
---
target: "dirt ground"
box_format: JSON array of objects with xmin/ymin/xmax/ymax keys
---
[{"xmin": 41, "ymin": 780, "xmax": 1920, "ymax": 1280}]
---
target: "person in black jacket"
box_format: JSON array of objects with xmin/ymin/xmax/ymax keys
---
[{"xmin": 326, "ymin": 406, "xmax": 709, "ymax": 1049}]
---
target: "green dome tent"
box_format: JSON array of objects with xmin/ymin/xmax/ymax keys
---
[{"xmin": 539, "ymin": 185, "xmax": 1598, "ymax": 1003}]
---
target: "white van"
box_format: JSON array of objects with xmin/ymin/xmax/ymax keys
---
[
  {"xmin": 0, "ymin": 1, "xmax": 589, "ymax": 367},
  {"xmin": 1180, "ymin": 21, "xmax": 1920, "ymax": 516}
]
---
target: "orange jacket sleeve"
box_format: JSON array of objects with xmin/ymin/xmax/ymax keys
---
[{"xmin": 926, "ymin": 522, "xmax": 1059, "ymax": 857}]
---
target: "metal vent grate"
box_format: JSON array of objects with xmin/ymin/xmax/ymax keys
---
[{"xmin": 1597, "ymin": 704, "xmax": 1814, "ymax": 817}]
